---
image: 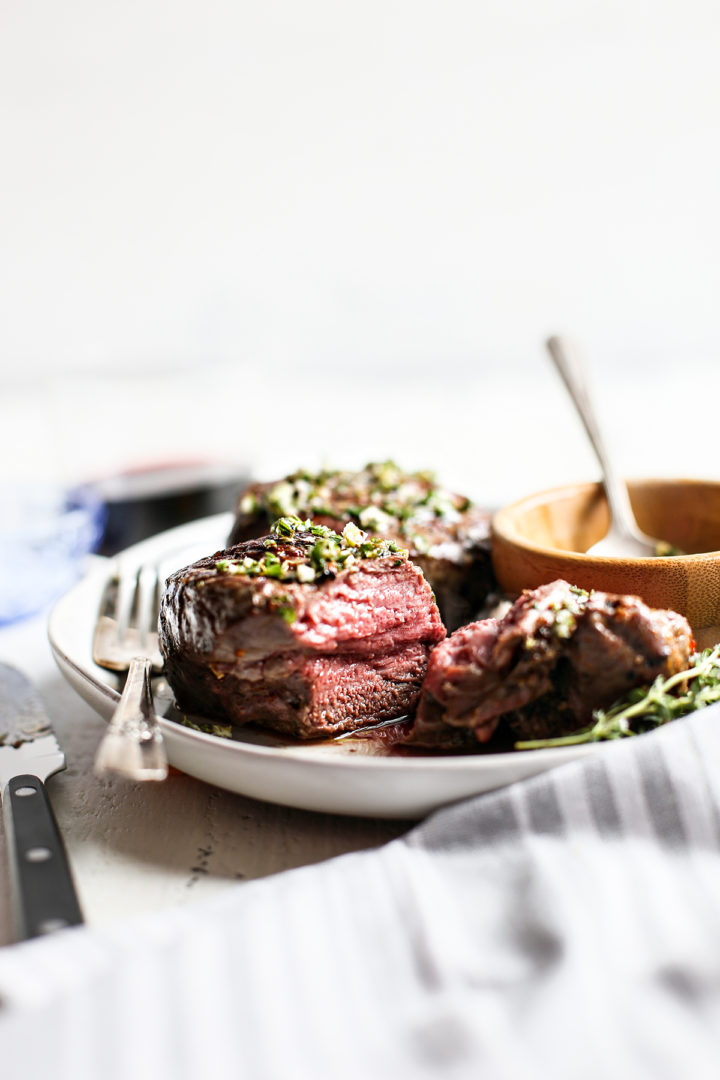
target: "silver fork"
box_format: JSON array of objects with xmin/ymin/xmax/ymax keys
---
[{"xmin": 92, "ymin": 563, "xmax": 169, "ymax": 781}]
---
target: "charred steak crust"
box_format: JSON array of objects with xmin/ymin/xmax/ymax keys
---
[
  {"xmin": 226, "ymin": 462, "xmax": 493, "ymax": 632},
  {"xmin": 408, "ymin": 579, "xmax": 695, "ymax": 748},
  {"xmin": 159, "ymin": 517, "xmax": 446, "ymax": 739}
]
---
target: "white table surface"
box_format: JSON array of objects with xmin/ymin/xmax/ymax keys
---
[{"xmin": 0, "ymin": 607, "xmax": 409, "ymax": 947}]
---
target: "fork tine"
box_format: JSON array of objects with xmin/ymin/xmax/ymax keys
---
[
  {"xmin": 151, "ymin": 568, "xmax": 165, "ymax": 672},
  {"xmin": 93, "ymin": 562, "xmax": 169, "ymax": 782},
  {"xmin": 93, "ymin": 569, "xmax": 125, "ymax": 669},
  {"xmin": 97, "ymin": 573, "xmax": 119, "ymax": 621},
  {"xmin": 152, "ymin": 567, "xmax": 164, "ymax": 632},
  {"xmin": 93, "ymin": 562, "xmax": 164, "ymax": 673},
  {"xmin": 114, "ymin": 559, "xmax": 137, "ymax": 640},
  {"xmin": 135, "ymin": 565, "xmax": 158, "ymax": 651}
]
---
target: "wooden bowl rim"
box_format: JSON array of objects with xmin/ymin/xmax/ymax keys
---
[{"xmin": 491, "ymin": 477, "xmax": 720, "ymax": 564}]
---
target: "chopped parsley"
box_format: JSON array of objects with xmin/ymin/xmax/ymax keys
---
[
  {"xmin": 213, "ymin": 516, "xmax": 407, "ymax": 582},
  {"xmin": 236, "ymin": 462, "xmax": 472, "ymax": 550},
  {"xmin": 523, "ymin": 586, "xmax": 591, "ymax": 649},
  {"xmin": 178, "ymin": 716, "xmax": 233, "ymax": 739},
  {"xmin": 550, "ymin": 586, "xmax": 590, "ymax": 640},
  {"xmin": 654, "ymin": 541, "xmax": 684, "ymax": 557}
]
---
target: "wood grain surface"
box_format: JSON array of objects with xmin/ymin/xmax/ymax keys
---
[{"xmin": 492, "ymin": 478, "xmax": 720, "ymax": 644}]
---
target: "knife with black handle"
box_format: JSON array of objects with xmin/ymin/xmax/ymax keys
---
[{"xmin": 0, "ymin": 662, "xmax": 83, "ymax": 939}]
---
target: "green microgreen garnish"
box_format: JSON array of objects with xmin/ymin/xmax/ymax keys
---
[{"xmin": 515, "ymin": 645, "xmax": 720, "ymax": 750}]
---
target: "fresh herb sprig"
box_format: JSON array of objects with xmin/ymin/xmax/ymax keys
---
[{"xmin": 515, "ymin": 645, "xmax": 720, "ymax": 750}]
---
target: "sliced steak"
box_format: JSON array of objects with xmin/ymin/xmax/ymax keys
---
[
  {"xmin": 408, "ymin": 579, "xmax": 694, "ymax": 748},
  {"xmin": 159, "ymin": 517, "xmax": 446, "ymax": 739},
  {"xmin": 227, "ymin": 461, "xmax": 493, "ymax": 631},
  {"xmin": 407, "ymin": 619, "xmax": 503, "ymax": 749}
]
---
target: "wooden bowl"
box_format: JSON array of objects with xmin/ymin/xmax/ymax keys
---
[{"xmin": 491, "ymin": 478, "xmax": 720, "ymax": 649}]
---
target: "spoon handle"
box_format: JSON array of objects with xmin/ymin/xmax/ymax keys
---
[{"xmin": 545, "ymin": 336, "xmax": 638, "ymax": 539}]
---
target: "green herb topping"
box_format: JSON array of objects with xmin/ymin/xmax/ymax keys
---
[
  {"xmin": 238, "ymin": 461, "xmax": 472, "ymax": 548},
  {"xmin": 515, "ymin": 645, "xmax": 720, "ymax": 750},
  {"xmin": 178, "ymin": 716, "xmax": 233, "ymax": 739},
  {"xmin": 550, "ymin": 586, "xmax": 590, "ymax": 641},
  {"xmin": 654, "ymin": 541, "xmax": 685, "ymax": 557},
  {"xmin": 214, "ymin": 516, "xmax": 407, "ymax": 583}
]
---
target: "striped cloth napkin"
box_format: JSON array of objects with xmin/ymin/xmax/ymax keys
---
[{"xmin": 2, "ymin": 706, "xmax": 720, "ymax": 1080}]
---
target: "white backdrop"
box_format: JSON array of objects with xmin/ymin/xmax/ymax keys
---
[{"xmin": 1, "ymin": 1, "xmax": 718, "ymax": 501}]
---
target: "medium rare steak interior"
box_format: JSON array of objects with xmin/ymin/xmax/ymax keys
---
[
  {"xmin": 159, "ymin": 516, "xmax": 446, "ymax": 739},
  {"xmin": 227, "ymin": 461, "xmax": 493, "ymax": 631},
  {"xmin": 408, "ymin": 579, "xmax": 694, "ymax": 749}
]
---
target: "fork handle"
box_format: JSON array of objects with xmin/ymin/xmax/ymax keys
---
[
  {"xmin": 3, "ymin": 774, "xmax": 84, "ymax": 939},
  {"xmin": 94, "ymin": 657, "xmax": 169, "ymax": 781}
]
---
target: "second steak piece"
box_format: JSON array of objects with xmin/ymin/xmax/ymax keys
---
[
  {"xmin": 159, "ymin": 517, "xmax": 446, "ymax": 740},
  {"xmin": 227, "ymin": 461, "xmax": 493, "ymax": 631},
  {"xmin": 408, "ymin": 579, "xmax": 694, "ymax": 749}
]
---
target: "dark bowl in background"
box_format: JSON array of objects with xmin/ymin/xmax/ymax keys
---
[{"xmin": 90, "ymin": 462, "xmax": 250, "ymax": 556}]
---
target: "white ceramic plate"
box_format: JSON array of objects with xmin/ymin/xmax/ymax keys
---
[{"xmin": 49, "ymin": 513, "xmax": 601, "ymax": 819}]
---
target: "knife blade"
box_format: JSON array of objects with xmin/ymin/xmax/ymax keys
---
[{"xmin": 0, "ymin": 662, "xmax": 83, "ymax": 939}]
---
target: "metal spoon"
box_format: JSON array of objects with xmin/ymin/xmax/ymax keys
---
[{"xmin": 546, "ymin": 335, "xmax": 665, "ymax": 557}]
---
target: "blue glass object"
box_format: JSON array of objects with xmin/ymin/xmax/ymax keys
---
[{"xmin": 0, "ymin": 484, "xmax": 106, "ymax": 625}]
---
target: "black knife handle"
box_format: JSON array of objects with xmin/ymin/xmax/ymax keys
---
[{"xmin": 3, "ymin": 774, "xmax": 84, "ymax": 939}]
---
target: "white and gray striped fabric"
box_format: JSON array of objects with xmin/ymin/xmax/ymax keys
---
[{"xmin": 2, "ymin": 707, "xmax": 720, "ymax": 1080}]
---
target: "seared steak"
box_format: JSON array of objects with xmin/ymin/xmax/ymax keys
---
[
  {"xmin": 227, "ymin": 461, "xmax": 493, "ymax": 631},
  {"xmin": 159, "ymin": 516, "xmax": 446, "ymax": 739},
  {"xmin": 409, "ymin": 580, "xmax": 694, "ymax": 748}
]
